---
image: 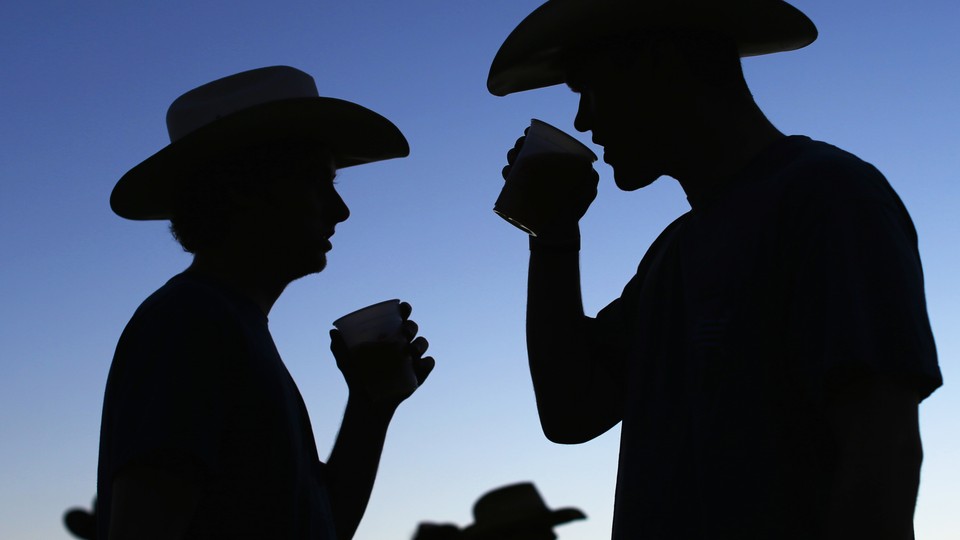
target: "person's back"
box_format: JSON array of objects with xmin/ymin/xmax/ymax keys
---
[
  {"xmin": 595, "ymin": 135, "xmax": 939, "ymax": 538},
  {"xmin": 99, "ymin": 273, "xmax": 335, "ymax": 538}
]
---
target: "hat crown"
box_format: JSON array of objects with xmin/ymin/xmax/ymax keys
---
[
  {"xmin": 472, "ymin": 483, "xmax": 551, "ymax": 524},
  {"xmin": 461, "ymin": 483, "xmax": 585, "ymax": 539},
  {"xmin": 165, "ymin": 66, "xmax": 320, "ymax": 143},
  {"xmin": 113, "ymin": 65, "xmax": 409, "ymax": 221}
]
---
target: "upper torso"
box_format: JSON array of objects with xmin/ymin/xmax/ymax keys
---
[
  {"xmin": 98, "ymin": 272, "xmax": 336, "ymax": 539},
  {"xmin": 591, "ymin": 136, "xmax": 942, "ymax": 539}
]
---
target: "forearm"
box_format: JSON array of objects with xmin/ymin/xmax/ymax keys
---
[
  {"xmin": 324, "ymin": 396, "xmax": 395, "ymax": 540},
  {"xmin": 527, "ymin": 234, "xmax": 620, "ymax": 442}
]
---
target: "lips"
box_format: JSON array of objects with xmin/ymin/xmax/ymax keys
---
[
  {"xmin": 321, "ymin": 230, "xmax": 335, "ymax": 250},
  {"xmin": 592, "ymin": 136, "xmax": 609, "ymax": 161}
]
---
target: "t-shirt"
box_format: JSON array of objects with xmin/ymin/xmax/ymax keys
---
[
  {"xmin": 588, "ymin": 136, "xmax": 942, "ymax": 539},
  {"xmin": 97, "ymin": 272, "xmax": 337, "ymax": 539}
]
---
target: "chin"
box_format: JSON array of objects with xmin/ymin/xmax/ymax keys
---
[
  {"xmin": 312, "ymin": 254, "xmax": 328, "ymax": 274},
  {"xmin": 613, "ymin": 168, "xmax": 662, "ymax": 191},
  {"xmin": 287, "ymin": 253, "xmax": 327, "ymax": 282}
]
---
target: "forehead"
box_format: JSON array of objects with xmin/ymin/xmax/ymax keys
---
[
  {"xmin": 562, "ymin": 52, "xmax": 632, "ymax": 94},
  {"xmin": 282, "ymin": 141, "xmax": 336, "ymax": 179},
  {"xmin": 308, "ymin": 145, "xmax": 336, "ymax": 174},
  {"xmin": 562, "ymin": 37, "xmax": 648, "ymax": 90}
]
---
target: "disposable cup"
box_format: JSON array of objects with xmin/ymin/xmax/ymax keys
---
[
  {"xmin": 332, "ymin": 300, "xmax": 419, "ymax": 401},
  {"xmin": 493, "ymin": 119, "xmax": 597, "ymax": 236},
  {"xmin": 333, "ymin": 299, "xmax": 405, "ymax": 349}
]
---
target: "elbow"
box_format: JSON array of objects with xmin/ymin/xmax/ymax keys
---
[
  {"xmin": 542, "ymin": 428, "xmax": 592, "ymax": 445},
  {"xmin": 538, "ymin": 411, "xmax": 613, "ymax": 444},
  {"xmin": 532, "ymin": 383, "xmax": 622, "ymax": 444}
]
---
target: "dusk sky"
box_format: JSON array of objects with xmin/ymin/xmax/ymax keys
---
[{"xmin": 1, "ymin": 1, "xmax": 957, "ymax": 538}]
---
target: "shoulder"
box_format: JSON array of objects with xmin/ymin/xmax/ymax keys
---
[
  {"xmin": 105, "ymin": 275, "xmax": 262, "ymax": 408},
  {"xmin": 775, "ymin": 137, "xmax": 904, "ymax": 212},
  {"xmin": 770, "ymin": 138, "xmax": 918, "ymax": 242},
  {"xmin": 115, "ymin": 274, "xmax": 251, "ymax": 360},
  {"xmin": 134, "ymin": 274, "xmax": 245, "ymax": 327},
  {"xmin": 615, "ymin": 213, "xmax": 689, "ymax": 302}
]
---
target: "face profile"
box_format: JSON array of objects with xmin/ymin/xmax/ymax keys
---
[
  {"xmin": 248, "ymin": 146, "xmax": 349, "ymax": 279},
  {"xmin": 565, "ymin": 33, "xmax": 733, "ymax": 192}
]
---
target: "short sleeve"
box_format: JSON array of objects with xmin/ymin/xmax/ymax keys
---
[
  {"xmin": 782, "ymin": 167, "xmax": 941, "ymax": 402},
  {"xmin": 590, "ymin": 294, "xmax": 633, "ymax": 379},
  {"xmin": 589, "ymin": 215, "xmax": 688, "ymax": 381}
]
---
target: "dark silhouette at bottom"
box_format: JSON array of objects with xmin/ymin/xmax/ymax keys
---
[{"xmin": 413, "ymin": 482, "xmax": 585, "ymax": 540}]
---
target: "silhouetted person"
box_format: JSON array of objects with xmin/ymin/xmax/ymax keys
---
[
  {"xmin": 99, "ymin": 66, "xmax": 434, "ymax": 540},
  {"xmin": 459, "ymin": 483, "xmax": 584, "ymax": 540},
  {"xmin": 487, "ymin": 2, "xmax": 942, "ymax": 539}
]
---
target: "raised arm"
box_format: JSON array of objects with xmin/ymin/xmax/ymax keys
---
[
  {"xmin": 527, "ymin": 229, "xmax": 624, "ymax": 443},
  {"xmin": 497, "ymin": 137, "xmax": 623, "ymax": 443},
  {"xmin": 324, "ymin": 302, "xmax": 434, "ymax": 540},
  {"xmin": 323, "ymin": 394, "xmax": 395, "ymax": 540}
]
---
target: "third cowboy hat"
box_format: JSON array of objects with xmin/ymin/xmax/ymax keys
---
[
  {"xmin": 487, "ymin": 0, "xmax": 818, "ymax": 96},
  {"xmin": 461, "ymin": 483, "xmax": 585, "ymax": 539},
  {"xmin": 111, "ymin": 66, "xmax": 409, "ymax": 220}
]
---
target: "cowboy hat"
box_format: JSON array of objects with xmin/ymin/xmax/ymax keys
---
[
  {"xmin": 460, "ymin": 482, "xmax": 585, "ymax": 539},
  {"xmin": 111, "ymin": 65, "xmax": 409, "ymax": 220},
  {"xmin": 487, "ymin": 0, "xmax": 818, "ymax": 96}
]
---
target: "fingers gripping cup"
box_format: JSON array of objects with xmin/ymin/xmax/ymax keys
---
[
  {"xmin": 333, "ymin": 300, "xmax": 419, "ymax": 401},
  {"xmin": 494, "ymin": 119, "xmax": 597, "ymax": 236}
]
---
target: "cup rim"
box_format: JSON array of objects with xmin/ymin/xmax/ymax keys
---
[
  {"xmin": 332, "ymin": 299, "xmax": 401, "ymax": 328},
  {"xmin": 526, "ymin": 118, "xmax": 596, "ymax": 161}
]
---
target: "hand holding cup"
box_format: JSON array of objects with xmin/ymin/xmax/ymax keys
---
[
  {"xmin": 331, "ymin": 300, "xmax": 434, "ymax": 405},
  {"xmin": 495, "ymin": 119, "xmax": 599, "ymax": 237}
]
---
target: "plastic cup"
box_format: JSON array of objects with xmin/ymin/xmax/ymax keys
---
[
  {"xmin": 333, "ymin": 299, "xmax": 405, "ymax": 349},
  {"xmin": 332, "ymin": 300, "xmax": 419, "ymax": 401},
  {"xmin": 493, "ymin": 119, "xmax": 597, "ymax": 236}
]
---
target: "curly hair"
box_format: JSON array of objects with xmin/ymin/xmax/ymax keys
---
[{"xmin": 169, "ymin": 138, "xmax": 321, "ymax": 254}]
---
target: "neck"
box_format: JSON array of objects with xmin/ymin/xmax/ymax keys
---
[
  {"xmin": 185, "ymin": 252, "xmax": 291, "ymax": 316},
  {"xmin": 671, "ymin": 101, "xmax": 785, "ymax": 205}
]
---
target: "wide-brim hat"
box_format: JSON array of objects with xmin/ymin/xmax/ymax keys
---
[
  {"xmin": 460, "ymin": 482, "xmax": 585, "ymax": 539},
  {"xmin": 488, "ymin": 0, "xmax": 818, "ymax": 96},
  {"xmin": 111, "ymin": 65, "xmax": 409, "ymax": 220}
]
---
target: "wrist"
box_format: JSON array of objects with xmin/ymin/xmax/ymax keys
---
[
  {"xmin": 345, "ymin": 391, "xmax": 398, "ymax": 423},
  {"xmin": 530, "ymin": 226, "xmax": 580, "ymax": 252}
]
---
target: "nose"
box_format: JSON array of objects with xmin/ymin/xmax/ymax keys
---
[
  {"xmin": 573, "ymin": 92, "xmax": 592, "ymax": 133},
  {"xmin": 328, "ymin": 188, "xmax": 350, "ymax": 224}
]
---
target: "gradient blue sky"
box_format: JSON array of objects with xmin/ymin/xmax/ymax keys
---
[{"xmin": 1, "ymin": 1, "xmax": 957, "ymax": 538}]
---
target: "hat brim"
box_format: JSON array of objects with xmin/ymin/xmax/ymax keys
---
[
  {"xmin": 487, "ymin": 0, "xmax": 818, "ymax": 96},
  {"xmin": 462, "ymin": 507, "xmax": 586, "ymax": 538},
  {"xmin": 111, "ymin": 97, "xmax": 409, "ymax": 220}
]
